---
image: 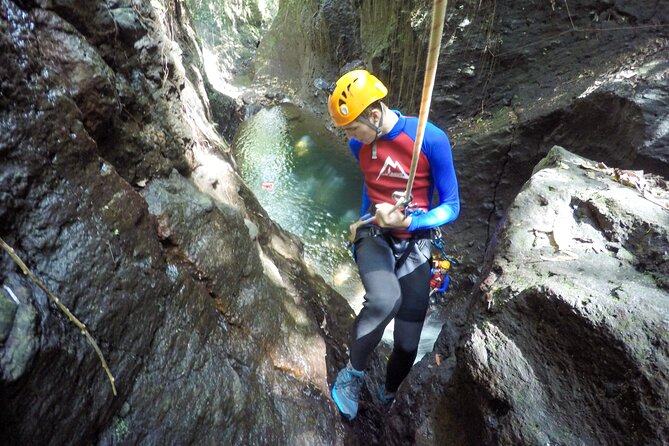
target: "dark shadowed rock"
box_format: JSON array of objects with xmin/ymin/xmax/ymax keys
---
[
  {"xmin": 32, "ymin": 8, "xmax": 119, "ymax": 139},
  {"xmin": 0, "ymin": 1, "xmax": 362, "ymax": 444},
  {"xmin": 108, "ymin": 7, "xmax": 147, "ymax": 44},
  {"xmin": 205, "ymin": 82, "xmax": 243, "ymax": 142}
]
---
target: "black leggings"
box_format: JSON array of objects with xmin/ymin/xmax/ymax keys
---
[{"xmin": 349, "ymin": 231, "xmax": 431, "ymax": 392}]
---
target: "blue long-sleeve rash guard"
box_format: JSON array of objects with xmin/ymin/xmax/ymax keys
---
[{"xmin": 350, "ymin": 110, "xmax": 460, "ymax": 232}]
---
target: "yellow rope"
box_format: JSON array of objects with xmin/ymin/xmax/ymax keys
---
[{"xmin": 402, "ymin": 0, "xmax": 449, "ymax": 206}]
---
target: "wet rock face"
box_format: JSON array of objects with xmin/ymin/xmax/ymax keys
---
[
  {"xmin": 427, "ymin": 1, "xmax": 669, "ymax": 302},
  {"xmin": 357, "ymin": 0, "xmax": 431, "ymax": 111},
  {"xmin": 6, "ymin": 0, "xmax": 194, "ymax": 185},
  {"xmin": 143, "ymin": 171, "xmax": 260, "ymax": 292},
  {"xmin": 391, "ymin": 147, "xmax": 669, "ymax": 445},
  {"xmin": 1, "ymin": 1, "xmax": 354, "ymax": 445},
  {"xmin": 431, "ymin": 0, "xmax": 669, "ymax": 124}
]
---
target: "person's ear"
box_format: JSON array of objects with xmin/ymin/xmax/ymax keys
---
[{"xmin": 371, "ymin": 108, "xmax": 382, "ymax": 125}]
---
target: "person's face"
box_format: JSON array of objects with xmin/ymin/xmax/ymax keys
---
[{"xmin": 341, "ymin": 109, "xmax": 381, "ymax": 144}]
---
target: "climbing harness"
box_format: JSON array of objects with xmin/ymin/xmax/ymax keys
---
[
  {"xmin": 349, "ymin": 225, "xmax": 458, "ymax": 301},
  {"xmin": 350, "ymin": 226, "xmax": 432, "ymax": 272}
]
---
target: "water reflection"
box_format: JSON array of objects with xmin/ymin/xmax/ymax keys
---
[
  {"xmin": 233, "ymin": 103, "xmax": 442, "ymax": 361},
  {"xmin": 234, "ymin": 104, "xmax": 364, "ymax": 297}
]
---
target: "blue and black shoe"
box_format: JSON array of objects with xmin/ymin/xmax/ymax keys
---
[
  {"xmin": 331, "ymin": 365, "xmax": 365, "ymax": 420},
  {"xmin": 378, "ymin": 384, "xmax": 396, "ymax": 410}
]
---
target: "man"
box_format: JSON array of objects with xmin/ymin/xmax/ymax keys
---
[{"xmin": 327, "ymin": 69, "xmax": 460, "ymax": 420}]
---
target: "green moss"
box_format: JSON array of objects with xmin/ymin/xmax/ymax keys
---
[
  {"xmin": 0, "ymin": 289, "xmax": 18, "ymax": 343},
  {"xmin": 514, "ymin": 386, "xmax": 529, "ymax": 406},
  {"xmin": 111, "ymin": 416, "xmax": 129, "ymax": 442}
]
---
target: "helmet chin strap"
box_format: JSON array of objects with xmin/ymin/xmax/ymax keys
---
[
  {"xmin": 357, "ymin": 105, "xmax": 385, "ymax": 159},
  {"xmin": 358, "ymin": 105, "xmax": 384, "ymax": 138}
]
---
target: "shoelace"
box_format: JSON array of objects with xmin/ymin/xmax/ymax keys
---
[
  {"xmin": 380, "ymin": 388, "xmax": 395, "ymax": 403},
  {"xmin": 340, "ymin": 371, "xmax": 363, "ymax": 397}
]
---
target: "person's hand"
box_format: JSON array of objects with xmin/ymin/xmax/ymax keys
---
[
  {"xmin": 348, "ymin": 221, "xmax": 360, "ymax": 242},
  {"xmin": 374, "ymin": 202, "xmax": 411, "ymax": 229}
]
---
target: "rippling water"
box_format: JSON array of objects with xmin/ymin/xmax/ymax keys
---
[{"xmin": 233, "ymin": 103, "xmax": 443, "ymax": 361}]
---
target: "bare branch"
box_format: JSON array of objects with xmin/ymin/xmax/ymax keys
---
[{"xmin": 0, "ymin": 237, "xmax": 117, "ymax": 396}]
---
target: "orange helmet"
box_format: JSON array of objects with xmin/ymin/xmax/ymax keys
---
[
  {"xmin": 327, "ymin": 70, "xmax": 388, "ymax": 127},
  {"xmin": 433, "ymin": 259, "xmax": 451, "ymax": 271}
]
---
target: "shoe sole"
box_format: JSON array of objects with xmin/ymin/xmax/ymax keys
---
[{"xmin": 331, "ymin": 385, "xmax": 356, "ymax": 421}]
